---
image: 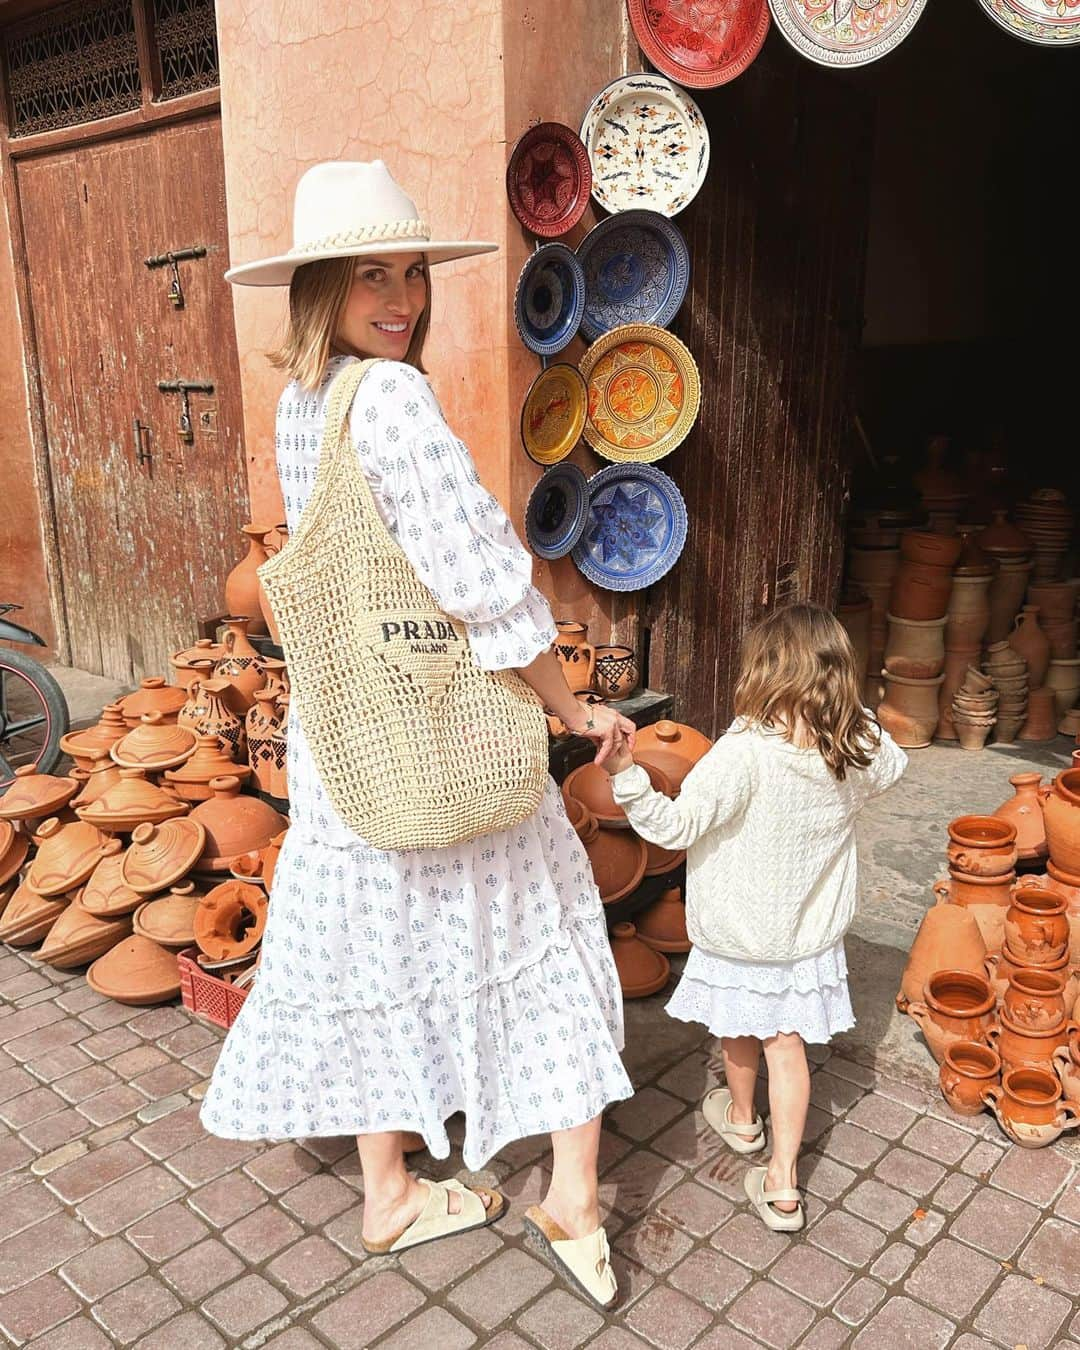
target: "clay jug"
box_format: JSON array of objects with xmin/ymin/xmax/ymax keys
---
[
  {"xmin": 609, "ymin": 922, "xmax": 670, "ymax": 999},
  {"xmin": 1003, "ymin": 968, "xmax": 1068, "ymax": 1032},
  {"xmin": 553, "ymin": 621, "xmax": 596, "ymax": 694},
  {"xmin": 214, "ymin": 618, "xmax": 266, "ymax": 714},
  {"xmin": 224, "ymin": 524, "xmax": 272, "ymax": 636},
  {"xmin": 940, "ymin": 1041, "xmax": 1000, "ymax": 1116},
  {"xmin": 258, "ymin": 522, "xmax": 287, "ymax": 644},
  {"xmin": 178, "ymin": 677, "xmax": 246, "ymax": 760},
  {"xmin": 633, "ymin": 719, "xmax": 713, "ymax": 791},
  {"xmin": 987, "ymin": 944, "xmax": 1076, "ymax": 1006},
  {"xmin": 907, "ymin": 969, "xmax": 996, "ymax": 1064},
  {"xmin": 246, "ymin": 691, "xmax": 285, "ymax": 795},
  {"xmin": 993, "ymin": 773, "xmax": 1048, "ymax": 864},
  {"xmin": 1043, "ymin": 769, "xmax": 1080, "ymax": 875},
  {"xmin": 635, "ymin": 887, "xmax": 691, "ymax": 954},
  {"xmin": 897, "ymin": 902, "xmax": 986, "ymax": 1010},
  {"xmin": 1005, "ymin": 888, "xmax": 1069, "ymax": 964},
  {"xmin": 1008, "ymin": 605, "xmax": 1050, "ymax": 688},
  {"xmin": 982, "ymin": 1066, "xmax": 1080, "ymax": 1148},
  {"xmin": 946, "ymin": 816, "xmax": 1017, "ymax": 878}
]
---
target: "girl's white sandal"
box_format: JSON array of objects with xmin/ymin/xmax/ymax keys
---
[
  {"xmin": 523, "ymin": 1205, "xmax": 618, "ymax": 1311},
  {"xmin": 743, "ymin": 1166, "xmax": 805, "ymax": 1232},
  {"xmin": 703, "ymin": 1087, "xmax": 766, "ymax": 1154}
]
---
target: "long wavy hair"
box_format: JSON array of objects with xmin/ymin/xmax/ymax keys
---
[{"xmin": 733, "ymin": 603, "xmax": 880, "ymax": 781}]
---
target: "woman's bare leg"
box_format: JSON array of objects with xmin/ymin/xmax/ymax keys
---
[
  {"xmin": 357, "ymin": 1130, "xmax": 491, "ymax": 1243},
  {"xmin": 541, "ymin": 1115, "xmax": 602, "ymax": 1238}
]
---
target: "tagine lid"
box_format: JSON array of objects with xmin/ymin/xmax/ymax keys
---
[
  {"xmin": 627, "ymin": 0, "xmax": 771, "ymax": 87},
  {"xmin": 0, "ymin": 823, "xmax": 30, "ymax": 887},
  {"xmin": 86, "ymin": 934, "xmax": 182, "ymax": 1005},
  {"xmin": 190, "ymin": 776, "xmax": 288, "ymax": 869},
  {"xmin": 563, "ymin": 759, "xmax": 673, "ymax": 828},
  {"xmin": 634, "ymin": 718, "xmax": 714, "ymax": 788},
  {"xmin": 122, "ymin": 818, "xmax": 207, "ymax": 896},
  {"xmin": 506, "ymin": 121, "xmax": 593, "ymax": 238},
  {"xmin": 610, "ymin": 921, "xmax": 671, "ymax": 997},
  {"xmin": 132, "ymin": 883, "xmax": 201, "ymax": 949},
  {"xmin": 164, "ymin": 734, "xmax": 248, "ymax": 789},
  {"xmin": 81, "ymin": 850, "xmax": 144, "ymax": 917},
  {"xmin": 0, "ymin": 765, "xmax": 81, "ymax": 822},
  {"xmin": 520, "ymin": 364, "xmax": 588, "ymax": 467},
  {"xmin": 27, "ymin": 817, "xmax": 119, "ymax": 896},
  {"xmin": 76, "ymin": 769, "xmax": 191, "ymax": 831},
  {"xmin": 111, "ymin": 712, "xmax": 198, "ymax": 771},
  {"xmin": 59, "ymin": 702, "xmax": 128, "ymax": 761},
  {"xmin": 0, "ymin": 876, "xmax": 72, "ymax": 945},
  {"xmin": 118, "ymin": 677, "xmax": 187, "ymax": 726}
]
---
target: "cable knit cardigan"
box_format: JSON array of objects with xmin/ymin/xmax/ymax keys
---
[{"xmin": 611, "ymin": 720, "xmax": 907, "ymax": 962}]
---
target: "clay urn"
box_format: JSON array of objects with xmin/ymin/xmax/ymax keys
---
[
  {"xmin": 27, "ymin": 817, "xmax": 117, "ymax": 896},
  {"xmin": 993, "ymin": 773, "xmax": 1048, "ymax": 864},
  {"xmin": 170, "ymin": 637, "xmax": 227, "ymax": 689},
  {"xmin": 576, "ymin": 813, "xmax": 647, "ymax": 905},
  {"xmin": 0, "ymin": 821, "xmax": 30, "ymax": 888},
  {"xmin": 987, "ymin": 1010, "xmax": 1079, "ymax": 1076},
  {"xmin": 177, "ymin": 678, "xmax": 247, "ymax": 760},
  {"xmin": 940, "ymin": 1041, "xmax": 1001, "ymax": 1117},
  {"xmin": 883, "ymin": 613, "xmax": 947, "ymax": 680},
  {"xmin": 1007, "ymin": 606, "xmax": 1051, "ymax": 688},
  {"xmin": 1043, "ymin": 769, "xmax": 1080, "ymax": 876},
  {"xmin": 1053, "ymin": 1031, "xmax": 1080, "ymax": 1106},
  {"xmin": 635, "ymin": 887, "xmax": 691, "ymax": 954},
  {"xmin": 897, "ymin": 902, "xmax": 987, "ymax": 1010},
  {"xmin": 213, "ymin": 617, "xmax": 267, "ymax": 714},
  {"xmin": 111, "ymin": 711, "xmax": 198, "ymax": 772},
  {"xmin": 0, "ymin": 765, "xmax": 80, "ymax": 823},
  {"xmin": 70, "ymin": 752, "xmax": 123, "ymax": 809},
  {"xmin": 1003, "ymin": 967, "xmax": 1068, "ymax": 1032},
  {"xmin": 888, "ymin": 560, "xmax": 952, "ymax": 622},
  {"xmin": 189, "ymin": 776, "xmax": 288, "ymax": 875},
  {"xmin": 224, "ymin": 524, "xmax": 273, "ymax": 636},
  {"xmin": 633, "ymin": 719, "xmax": 713, "ymax": 792},
  {"xmin": 945, "ymin": 816, "xmax": 1017, "ymax": 878},
  {"xmin": 1004, "ymin": 888, "xmax": 1069, "ymax": 965},
  {"xmin": 592, "ymin": 645, "xmax": 640, "ymax": 701},
  {"xmin": 121, "ymin": 819, "xmax": 207, "ymax": 896},
  {"xmin": 260, "ymin": 830, "xmax": 287, "ymax": 894},
  {"xmin": 118, "ymin": 677, "xmax": 187, "ymax": 729},
  {"xmin": 982, "ymin": 1066, "xmax": 1080, "ymax": 1148},
  {"xmin": 0, "ymin": 877, "xmax": 73, "ymax": 946},
  {"xmin": 562, "ymin": 760, "xmax": 673, "ymax": 830},
  {"xmin": 58, "ymin": 702, "xmax": 128, "ymax": 768},
  {"xmin": 907, "ymin": 969, "xmax": 996, "ymax": 1064},
  {"xmin": 194, "ymin": 880, "xmax": 269, "ymax": 960},
  {"xmin": 75, "ymin": 769, "xmax": 190, "ymax": 833},
  {"xmin": 163, "ymin": 733, "xmax": 248, "ymax": 803},
  {"xmin": 81, "ymin": 850, "xmax": 144, "ymax": 917},
  {"xmin": 86, "ymin": 935, "xmax": 182, "ymax": 1006},
  {"xmin": 133, "ymin": 882, "xmax": 202, "ymax": 951},
  {"xmin": 553, "ymin": 620, "xmax": 596, "ymax": 694},
  {"xmin": 934, "ymin": 871, "xmax": 1015, "ymax": 909},
  {"xmin": 1018, "ymin": 687, "xmax": 1058, "ymax": 743},
  {"xmin": 38, "ymin": 893, "xmax": 133, "ymax": 969},
  {"xmin": 609, "ymin": 922, "xmax": 670, "ymax": 999}
]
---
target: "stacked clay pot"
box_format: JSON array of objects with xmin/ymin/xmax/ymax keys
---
[
  {"xmin": 949, "ymin": 667, "xmax": 998, "ymax": 751},
  {"xmin": 1028, "ymin": 583, "xmax": 1078, "ymax": 661},
  {"xmin": 1015, "ymin": 489, "xmax": 1074, "ymax": 584},
  {"xmin": 877, "ymin": 670, "xmax": 945, "ymax": 749},
  {"xmin": 847, "ymin": 545, "xmax": 899, "ymax": 701},
  {"xmin": 978, "ymin": 511, "xmax": 1033, "ymax": 643},
  {"xmin": 937, "ymin": 530, "xmax": 995, "ymax": 741},
  {"xmin": 984, "ymin": 641, "xmax": 1029, "ymax": 743},
  {"xmin": 889, "ymin": 530, "xmax": 959, "ymax": 622},
  {"xmin": 837, "ymin": 590, "xmax": 872, "ymax": 696}
]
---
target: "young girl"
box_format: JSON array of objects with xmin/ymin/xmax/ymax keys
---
[{"xmin": 604, "ymin": 603, "xmax": 906, "ymax": 1231}]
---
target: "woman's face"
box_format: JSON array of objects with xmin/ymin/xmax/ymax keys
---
[{"xmin": 336, "ymin": 252, "xmax": 427, "ymax": 361}]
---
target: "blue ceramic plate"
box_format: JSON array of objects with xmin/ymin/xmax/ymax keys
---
[
  {"xmin": 572, "ymin": 463, "xmax": 688, "ymax": 591},
  {"xmin": 525, "ymin": 462, "xmax": 590, "ymax": 561},
  {"xmin": 576, "ymin": 210, "xmax": 690, "ymax": 341},
  {"xmin": 514, "ymin": 243, "xmax": 586, "ymax": 356}
]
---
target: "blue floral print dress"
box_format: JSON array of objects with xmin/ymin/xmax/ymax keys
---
[{"xmin": 200, "ymin": 357, "xmax": 632, "ymax": 1168}]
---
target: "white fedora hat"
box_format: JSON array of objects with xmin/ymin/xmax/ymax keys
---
[{"xmin": 225, "ymin": 160, "xmax": 497, "ymax": 287}]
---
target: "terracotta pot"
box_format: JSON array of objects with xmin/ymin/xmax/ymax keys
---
[
  {"xmin": 940, "ymin": 1040, "xmax": 1001, "ymax": 1116},
  {"xmin": 883, "ymin": 614, "xmax": 946, "ymax": 679},
  {"xmin": 945, "ymin": 574, "xmax": 992, "ymax": 651},
  {"xmin": 609, "ymin": 922, "xmax": 670, "ymax": 999},
  {"xmin": 889, "ymin": 560, "xmax": 952, "ymax": 622},
  {"xmin": 82, "ymin": 851, "xmax": 143, "ymax": 917},
  {"xmin": 1008, "ymin": 605, "xmax": 1051, "ymax": 688},
  {"xmin": 246, "ymin": 691, "xmax": 285, "ymax": 795},
  {"xmin": 987, "ymin": 1011, "xmax": 1079, "ymax": 1075},
  {"xmin": 1045, "ymin": 659, "xmax": 1080, "ymax": 720},
  {"xmin": 987, "ymin": 943, "xmax": 1076, "ymax": 1006},
  {"xmin": 1018, "ymin": 687, "xmax": 1058, "ymax": 742},
  {"xmin": 837, "ymin": 592, "xmax": 872, "ymax": 678},
  {"xmin": 267, "ymin": 714, "xmax": 288, "ymax": 800},
  {"xmin": 111, "ymin": 711, "xmax": 198, "ymax": 771},
  {"xmin": 132, "ymin": 882, "xmax": 202, "ymax": 951},
  {"xmin": 982, "ymin": 1066, "xmax": 1079, "ymax": 1147},
  {"xmin": 194, "ymin": 880, "xmax": 268, "ymax": 960},
  {"xmin": 224, "ymin": 524, "xmax": 272, "ymax": 636},
  {"xmin": 907, "ymin": 969, "xmax": 996, "ymax": 1064},
  {"xmin": 86, "ymin": 934, "xmax": 182, "ymax": 1006},
  {"xmin": 633, "ymin": 720, "xmax": 713, "ymax": 791},
  {"xmin": 635, "ymin": 887, "xmax": 691, "ymax": 953},
  {"xmin": 75, "ymin": 769, "xmax": 190, "ymax": 833},
  {"xmin": 178, "ymin": 677, "xmax": 247, "ymax": 760},
  {"xmin": 1053, "ymin": 1031, "xmax": 1080, "ymax": 1105},
  {"xmin": 1005, "ymin": 887, "xmax": 1069, "ymax": 963},
  {"xmin": 577, "ymin": 814, "xmax": 647, "ymax": 905},
  {"xmin": 189, "ymin": 776, "xmax": 288, "ymax": 874},
  {"xmin": 58, "ymin": 703, "xmax": 128, "ymax": 768},
  {"xmin": 848, "ymin": 547, "xmax": 900, "ymax": 586},
  {"xmin": 122, "ymin": 818, "xmax": 207, "ymax": 896},
  {"xmin": 0, "ymin": 765, "xmax": 80, "ymax": 823},
  {"xmin": 877, "ymin": 671, "xmax": 944, "ymax": 748},
  {"xmin": 936, "ymin": 870, "xmax": 1016, "ymax": 910},
  {"xmin": 118, "ymin": 677, "xmax": 187, "ymax": 728},
  {"xmin": 946, "ymin": 816, "xmax": 1017, "ymax": 877},
  {"xmin": 1004, "ymin": 967, "xmax": 1068, "ymax": 1031},
  {"xmin": 38, "ymin": 893, "xmax": 132, "ymax": 969},
  {"xmin": 213, "ymin": 618, "xmax": 266, "ymax": 715},
  {"xmin": 899, "ymin": 530, "xmax": 963, "ymax": 569},
  {"xmin": 1044, "ymin": 860, "xmax": 1080, "ymax": 915},
  {"xmin": 563, "ymin": 759, "xmax": 673, "ymax": 830},
  {"xmin": 955, "ymin": 722, "xmax": 993, "ymax": 751},
  {"xmin": 937, "ymin": 647, "xmax": 977, "ymax": 740},
  {"xmin": 986, "ymin": 558, "xmax": 1032, "ymax": 644},
  {"xmin": 171, "ymin": 637, "xmax": 227, "ymax": 689},
  {"xmin": 70, "ymin": 753, "xmax": 123, "ymax": 809},
  {"xmin": 592, "ymin": 645, "xmax": 639, "ymax": 701},
  {"xmin": 1044, "ymin": 769, "xmax": 1080, "ymax": 875},
  {"xmin": 27, "ymin": 817, "xmax": 118, "ymax": 896},
  {"xmin": 965, "ymin": 903, "xmax": 1006, "ymax": 955},
  {"xmin": 0, "ymin": 877, "xmax": 72, "ymax": 946},
  {"xmin": 993, "ymin": 773, "xmax": 1048, "ymax": 864},
  {"xmin": 553, "ymin": 620, "xmax": 596, "ymax": 694},
  {"xmin": 897, "ymin": 902, "xmax": 987, "ymax": 1010},
  {"xmin": 1042, "ymin": 618, "xmax": 1078, "ymax": 661},
  {"xmin": 258, "ymin": 523, "xmax": 287, "ymax": 643},
  {"xmin": 163, "ymin": 733, "xmax": 249, "ymax": 803}
]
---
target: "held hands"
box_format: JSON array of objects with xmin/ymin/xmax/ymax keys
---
[
  {"xmin": 600, "ymin": 727, "xmax": 635, "ymax": 777},
  {"xmin": 567, "ymin": 701, "xmax": 636, "ymax": 769}
]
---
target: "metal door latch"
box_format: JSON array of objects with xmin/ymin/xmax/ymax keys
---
[
  {"xmin": 145, "ymin": 246, "xmax": 207, "ymax": 308},
  {"xmin": 157, "ymin": 379, "xmax": 214, "ymax": 444},
  {"xmin": 132, "ymin": 417, "xmax": 151, "ymax": 467}
]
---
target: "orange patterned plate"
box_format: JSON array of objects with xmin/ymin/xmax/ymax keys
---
[{"xmin": 579, "ymin": 323, "xmax": 700, "ymax": 463}]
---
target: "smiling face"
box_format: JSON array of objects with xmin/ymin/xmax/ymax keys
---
[{"xmin": 335, "ymin": 252, "xmax": 428, "ymax": 361}]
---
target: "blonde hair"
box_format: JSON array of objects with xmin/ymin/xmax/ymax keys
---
[
  {"xmin": 269, "ymin": 255, "xmax": 430, "ymax": 389},
  {"xmin": 733, "ymin": 603, "xmax": 880, "ymax": 781}
]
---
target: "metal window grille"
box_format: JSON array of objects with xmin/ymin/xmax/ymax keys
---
[
  {"xmin": 4, "ymin": 0, "xmax": 141, "ymax": 137},
  {"xmin": 152, "ymin": 0, "xmax": 218, "ymax": 100}
]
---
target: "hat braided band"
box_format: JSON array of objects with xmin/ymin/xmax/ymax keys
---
[{"xmin": 291, "ymin": 218, "xmax": 431, "ymax": 256}]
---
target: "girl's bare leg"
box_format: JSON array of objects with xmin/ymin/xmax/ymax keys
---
[
  {"xmin": 761, "ymin": 1031, "xmax": 810, "ymax": 1213},
  {"xmin": 721, "ymin": 1035, "xmax": 762, "ymax": 1142}
]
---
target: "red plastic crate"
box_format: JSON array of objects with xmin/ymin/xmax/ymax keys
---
[{"xmin": 178, "ymin": 947, "xmax": 249, "ymax": 1030}]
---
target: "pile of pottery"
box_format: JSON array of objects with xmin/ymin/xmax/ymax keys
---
[
  {"xmin": 897, "ymin": 773, "xmax": 1080, "ymax": 1148},
  {"xmin": 937, "ymin": 529, "xmax": 995, "ymax": 739},
  {"xmin": 1015, "ymin": 491, "xmax": 1074, "ymax": 585},
  {"xmin": 983, "ymin": 640, "xmax": 1030, "ymax": 744},
  {"xmin": 548, "ymin": 620, "xmax": 641, "ymax": 732},
  {"xmin": 561, "ymin": 718, "xmax": 712, "ymax": 998},
  {"xmin": 948, "ymin": 667, "xmax": 998, "ymax": 751}
]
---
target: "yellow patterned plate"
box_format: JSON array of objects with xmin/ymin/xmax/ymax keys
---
[
  {"xmin": 579, "ymin": 323, "xmax": 700, "ymax": 463},
  {"xmin": 520, "ymin": 363, "xmax": 588, "ymax": 466}
]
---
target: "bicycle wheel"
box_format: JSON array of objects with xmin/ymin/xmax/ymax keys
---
[{"xmin": 0, "ymin": 648, "xmax": 70, "ymax": 788}]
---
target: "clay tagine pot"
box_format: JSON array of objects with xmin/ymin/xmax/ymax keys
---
[
  {"xmin": 118, "ymin": 677, "xmax": 187, "ymax": 728},
  {"xmin": 58, "ymin": 702, "xmax": 128, "ymax": 769},
  {"xmin": 75, "ymin": 769, "xmax": 190, "ymax": 833},
  {"xmin": 27, "ymin": 817, "xmax": 117, "ymax": 896},
  {"xmin": 111, "ymin": 711, "xmax": 198, "ymax": 772},
  {"xmin": 38, "ymin": 893, "xmax": 133, "ymax": 970},
  {"xmin": 0, "ymin": 821, "xmax": 30, "ymax": 888},
  {"xmin": 633, "ymin": 719, "xmax": 713, "ymax": 792},
  {"xmin": 163, "ymin": 733, "xmax": 248, "ymax": 803},
  {"xmin": 562, "ymin": 759, "xmax": 673, "ymax": 830},
  {"xmin": 0, "ymin": 765, "xmax": 80, "ymax": 823},
  {"xmin": 81, "ymin": 850, "xmax": 144, "ymax": 918},
  {"xmin": 194, "ymin": 880, "xmax": 269, "ymax": 961},
  {"xmin": 575, "ymin": 813, "xmax": 647, "ymax": 906},
  {"xmin": 610, "ymin": 922, "xmax": 670, "ymax": 999},
  {"xmin": 940, "ymin": 1040, "xmax": 1001, "ymax": 1116},
  {"xmin": 0, "ymin": 876, "xmax": 73, "ymax": 946},
  {"xmin": 634, "ymin": 887, "xmax": 691, "ymax": 954},
  {"xmin": 70, "ymin": 752, "xmax": 124, "ymax": 809},
  {"xmin": 993, "ymin": 772, "xmax": 1048, "ymax": 864},
  {"xmin": 121, "ymin": 818, "xmax": 207, "ymax": 896},
  {"xmin": 945, "ymin": 816, "xmax": 1018, "ymax": 877},
  {"xmin": 132, "ymin": 882, "xmax": 202, "ymax": 951},
  {"xmin": 906, "ymin": 969, "xmax": 996, "ymax": 1064},
  {"xmin": 189, "ymin": 776, "xmax": 288, "ymax": 874},
  {"xmin": 86, "ymin": 935, "xmax": 182, "ymax": 1006}
]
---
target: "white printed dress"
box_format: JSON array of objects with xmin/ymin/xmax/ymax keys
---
[{"xmin": 200, "ymin": 357, "xmax": 632, "ymax": 1169}]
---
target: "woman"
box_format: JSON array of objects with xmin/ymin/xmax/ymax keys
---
[{"xmin": 201, "ymin": 161, "xmax": 634, "ymax": 1307}]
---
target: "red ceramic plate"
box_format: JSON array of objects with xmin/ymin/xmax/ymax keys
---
[
  {"xmin": 626, "ymin": 0, "xmax": 770, "ymax": 89},
  {"xmin": 506, "ymin": 122, "xmax": 592, "ymax": 238}
]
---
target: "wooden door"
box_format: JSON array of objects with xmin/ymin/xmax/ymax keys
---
[{"xmin": 16, "ymin": 114, "xmax": 247, "ymax": 681}]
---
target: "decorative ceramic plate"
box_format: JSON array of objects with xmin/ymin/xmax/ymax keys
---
[
  {"xmin": 577, "ymin": 210, "xmax": 690, "ymax": 341},
  {"xmin": 767, "ymin": 0, "xmax": 929, "ymax": 66},
  {"xmin": 976, "ymin": 0, "xmax": 1080, "ymax": 44},
  {"xmin": 572, "ymin": 463, "xmax": 688, "ymax": 591},
  {"xmin": 580, "ymin": 74, "xmax": 709, "ymax": 217},
  {"xmin": 521, "ymin": 364, "xmax": 588, "ymax": 466},
  {"xmin": 627, "ymin": 0, "xmax": 771, "ymax": 87},
  {"xmin": 579, "ymin": 323, "xmax": 700, "ymax": 462},
  {"xmin": 525, "ymin": 462, "xmax": 590, "ymax": 561},
  {"xmin": 506, "ymin": 122, "xmax": 593, "ymax": 237},
  {"xmin": 514, "ymin": 244, "xmax": 586, "ymax": 356}
]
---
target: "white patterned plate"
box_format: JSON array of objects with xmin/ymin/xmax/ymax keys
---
[
  {"xmin": 768, "ymin": 0, "xmax": 929, "ymax": 67},
  {"xmin": 976, "ymin": 0, "xmax": 1080, "ymax": 44}
]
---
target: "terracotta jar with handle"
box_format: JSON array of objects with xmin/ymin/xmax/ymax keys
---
[
  {"xmin": 987, "ymin": 1011, "xmax": 1079, "ymax": 1075},
  {"xmin": 1004, "ymin": 888, "xmax": 1069, "ymax": 965},
  {"xmin": 906, "ymin": 969, "xmax": 996, "ymax": 1064},
  {"xmin": 940, "ymin": 1041, "xmax": 1001, "ymax": 1116},
  {"xmin": 1008, "ymin": 605, "xmax": 1051, "ymax": 688},
  {"xmin": 1003, "ymin": 967, "xmax": 1068, "ymax": 1031},
  {"xmin": 178, "ymin": 678, "xmax": 246, "ymax": 760},
  {"xmin": 213, "ymin": 618, "xmax": 267, "ymax": 714},
  {"xmin": 981, "ymin": 1065, "xmax": 1080, "ymax": 1148},
  {"xmin": 1043, "ymin": 769, "xmax": 1080, "ymax": 875},
  {"xmin": 224, "ymin": 524, "xmax": 272, "ymax": 636},
  {"xmin": 946, "ymin": 816, "xmax": 1017, "ymax": 877},
  {"xmin": 553, "ymin": 620, "xmax": 596, "ymax": 694}
]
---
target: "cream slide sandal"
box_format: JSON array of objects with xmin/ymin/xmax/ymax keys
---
[
  {"xmin": 702, "ymin": 1087, "xmax": 766, "ymax": 1154},
  {"xmin": 361, "ymin": 1177, "xmax": 505, "ymax": 1254},
  {"xmin": 523, "ymin": 1205, "xmax": 618, "ymax": 1311},
  {"xmin": 743, "ymin": 1166, "xmax": 805, "ymax": 1232}
]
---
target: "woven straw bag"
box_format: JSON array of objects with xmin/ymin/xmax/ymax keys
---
[{"xmin": 257, "ymin": 360, "xmax": 549, "ymax": 850}]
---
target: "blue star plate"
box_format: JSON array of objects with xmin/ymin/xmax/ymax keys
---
[
  {"xmin": 525, "ymin": 462, "xmax": 590, "ymax": 561},
  {"xmin": 514, "ymin": 243, "xmax": 586, "ymax": 356},
  {"xmin": 572, "ymin": 463, "xmax": 688, "ymax": 592},
  {"xmin": 576, "ymin": 210, "xmax": 690, "ymax": 341}
]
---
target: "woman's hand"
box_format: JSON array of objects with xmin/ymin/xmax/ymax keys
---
[{"xmin": 566, "ymin": 701, "xmax": 636, "ymax": 767}]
